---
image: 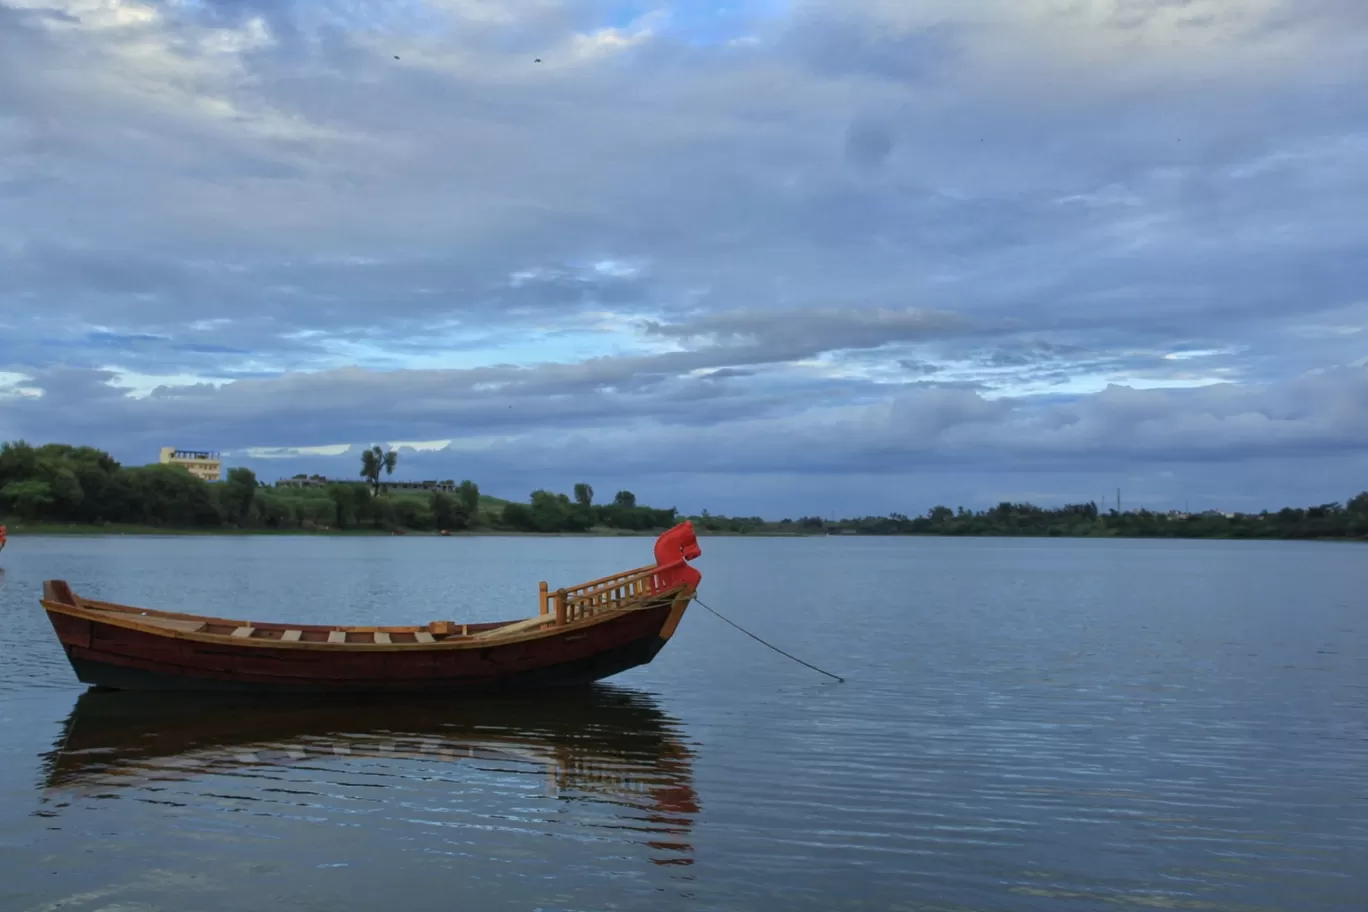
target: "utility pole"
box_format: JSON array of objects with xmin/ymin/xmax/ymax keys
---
[{"xmin": 1116, "ymin": 488, "xmax": 1121, "ymax": 514}]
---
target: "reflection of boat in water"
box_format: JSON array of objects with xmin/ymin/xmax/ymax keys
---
[{"xmin": 40, "ymin": 685, "xmax": 700, "ymax": 866}]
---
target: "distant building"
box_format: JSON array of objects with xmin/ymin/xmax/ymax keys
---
[
  {"xmin": 273, "ymin": 475, "xmax": 456, "ymax": 494},
  {"xmin": 160, "ymin": 447, "xmax": 222, "ymax": 482},
  {"xmin": 382, "ymin": 480, "xmax": 457, "ymax": 494},
  {"xmin": 275, "ymin": 474, "xmax": 332, "ymax": 489}
]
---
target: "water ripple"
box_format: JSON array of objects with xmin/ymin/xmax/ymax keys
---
[{"xmin": 2, "ymin": 536, "xmax": 1367, "ymax": 911}]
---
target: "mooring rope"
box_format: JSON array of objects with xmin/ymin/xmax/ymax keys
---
[{"xmin": 693, "ymin": 598, "xmax": 845, "ymax": 683}]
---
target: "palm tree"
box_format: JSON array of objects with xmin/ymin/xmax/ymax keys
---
[
  {"xmin": 573, "ymin": 482, "xmax": 594, "ymax": 507},
  {"xmin": 360, "ymin": 445, "xmax": 398, "ymax": 496}
]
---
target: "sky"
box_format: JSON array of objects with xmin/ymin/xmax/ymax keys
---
[{"xmin": 1, "ymin": 0, "xmax": 1366, "ymax": 518}]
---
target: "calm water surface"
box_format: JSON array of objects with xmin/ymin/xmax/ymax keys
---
[{"xmin": 0, "ymin": 535, "xmax": 1364, "ymax": 911}]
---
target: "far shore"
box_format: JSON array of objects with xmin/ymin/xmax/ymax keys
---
[
  {"xmin": 1, "ymin": 521, "xmax": 1359, "ymax": 543},
  {"xmin": 0, "ymin": 522, "xmax": 813, "ymax": 538}
]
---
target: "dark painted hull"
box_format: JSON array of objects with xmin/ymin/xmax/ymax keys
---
[{"xmin": 47, "ymin": 597, "xmax": 687, "ymax": 694}]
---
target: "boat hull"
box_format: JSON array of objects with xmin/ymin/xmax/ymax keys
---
[{"xmin": 47, "ymin": 596, "xmax": 691, "ymax": 694}]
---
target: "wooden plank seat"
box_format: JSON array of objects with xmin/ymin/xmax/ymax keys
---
[
  {"xmin": 327, "ymin": 630, "xmax": 346, "ymax": 644},
  {"xmin": 281, "ymin": 630, "xmax": 303, "ymax": 642},
  {"xmin": 136, "ymin": 616, "xmax": 208, "ymax": 634},
  {"xmin": 473, "ymin": 615, "xmax": 558, "ymax": 639}
]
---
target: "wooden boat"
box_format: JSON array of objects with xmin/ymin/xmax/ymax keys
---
[{"xmin": 39, "ymin": 521, "xmax": 703, "ymax": 693}]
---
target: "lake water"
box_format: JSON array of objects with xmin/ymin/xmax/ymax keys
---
[{"xmin": 0, "ymin": 534, "xmax": 1365, "ymax": 911}]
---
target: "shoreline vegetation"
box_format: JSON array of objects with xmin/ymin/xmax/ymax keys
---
[{"xmin": 2, "ymin": 441, "xmax": 1366, "ymax": 542}]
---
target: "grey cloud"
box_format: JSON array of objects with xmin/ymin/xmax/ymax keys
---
[
  {"xmin": 903, "ymin": 379, "xmax": 990, "ymax": 393},
  {"xmin": 5, "ymin": 361, "xmax": 1367, "ymax": 476},
  {"xmin": 843, "ymin": 115, "xmax": 896, "ymax": 170},
  {"xmin": 643, "ymin": 364, "xmax": 1368, "ymax": 474},
  {"xmin": 644, "ymin": 306, "xmax": 967, "ymax": 354},
  {"xmin": 784, "ymin": 8, "xmax": 965, "ymax": 84},
  {"xmin": 0, "ymin": 4, "xmax": 77, "ymax": 26},
  {"xmin": 897, "ymin": 360, "xmax": 941, "ymax": 376},
  {"xmin": 982, "ymin": 340, "xmax": 1084, "ymax": 368},
  {"xmin": 6, "ymin": 2, "xmax": 1363, "ymax": 361},
  {"xmin": 5, "ymin": 366, "xmax": 125, "ymax": 405},
  {"xmin": 86, "ymin": 332, "xmax": 169, "ymax": 347},
  {"xmin": 0, "ymin": 244, "xmax": 660, "ymax": 374},
  {"xmin": 1259, "ymin": 0, "xmax": 1368, "ymax": 31},
  {"xmin": 1105, "ymin": 0, "xmax": 1222, "ymax": 31},
  {"xmin": 495, "ymin": 263, "xmax": 655, "ymax": 316}
]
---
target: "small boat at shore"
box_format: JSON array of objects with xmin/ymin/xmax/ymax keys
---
[{"xmin": 39, "ymin": 521, "xmax": 703, "ymax": 693}]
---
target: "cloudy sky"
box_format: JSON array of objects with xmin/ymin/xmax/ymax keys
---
[{"xmin": 1, "ymin": 0, "xmax": 1365, "ymax": 517}]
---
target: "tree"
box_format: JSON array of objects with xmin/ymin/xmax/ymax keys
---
[
  {"xmin": 574, "ymin": 483, "xmax": 594, "ymax": 507},
  {"xmin": 456, "ymin": 479, "xmax": 480, "ymax": 517},
  {"xmin": 390, "ymin": 496, "xmax": 426, "ymax": 530},
  {"xmin": 431, "ymin": 490, "xmax": 469, "ymax": 531},
  {"xmin": 501, "ymin": 502, "xmax": 536, "ymax": 531},
  {"xmin": 613, "ymin": 490, "xmax": 636, "ymax": 508},
  {"xmin": 43, "ymin": 462, "xmax": 85, "ymax": 518},
  {"xmin": 368, "ymin": 494, "xmax": 396, "ymax": 530},
  {"xmin": 529, "ymin": 489, "xmax": 570, "ymax": 532},
  {"xmin": 122, "ymin": 464, "xmax": 220, "ymax": 527},
  {"xmin": 327, "ymin": 483, "xmax": 362, "ymax": 529},
  {"xmin": 0, "ymin": 440, "xmax": 38, "ymax": 490},
  {"xmin": 250, "ymin": 490, "xmax": 295, "ymax": 528},
  {"xmin": 0, "ymin": 480, "xmax": 54, "ymax": 519},
  {"xmin": 360, "ymin": 445, "xmax": 398, "ymax": 496},
  {"xmin": 42, "ymin": 444, "xmax": 123, "ymax": 522},
  {"xmin": 220, "ymin": 467, "xmax": 258, "ymax": 523}
]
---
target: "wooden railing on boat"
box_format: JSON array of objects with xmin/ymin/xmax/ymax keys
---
[
  {"xmin": 463, "ymin": 560, "xmax": 691, "ymax": 640},
  {"xmin": 536, "ymin": 563, "xmax": 680, "ymax": 626}
]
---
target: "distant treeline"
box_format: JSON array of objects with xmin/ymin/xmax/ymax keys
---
[
  {"xmin": 0, "ymin": 441, "xmax": 677, "ymax": 533},
  {"xmin": 693, "ymin": 498, "xmax": 1368, "ymax": 540},
  {"xmin": 2, "ymin": 440, "xmax": 1365, "ymax": 540}
]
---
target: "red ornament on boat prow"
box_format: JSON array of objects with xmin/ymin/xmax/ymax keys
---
[
  {"xmin": 654, "ymin": 520, "xmax": 701, "ymax": 564},
  {"xmin": 652, "ymin": 520, "xmax": 703, "ymax": 592}
]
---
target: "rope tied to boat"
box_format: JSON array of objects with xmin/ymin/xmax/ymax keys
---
[{"xmin": 693, "ymin": 598, "xmax": 845, "ymax": 683}]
